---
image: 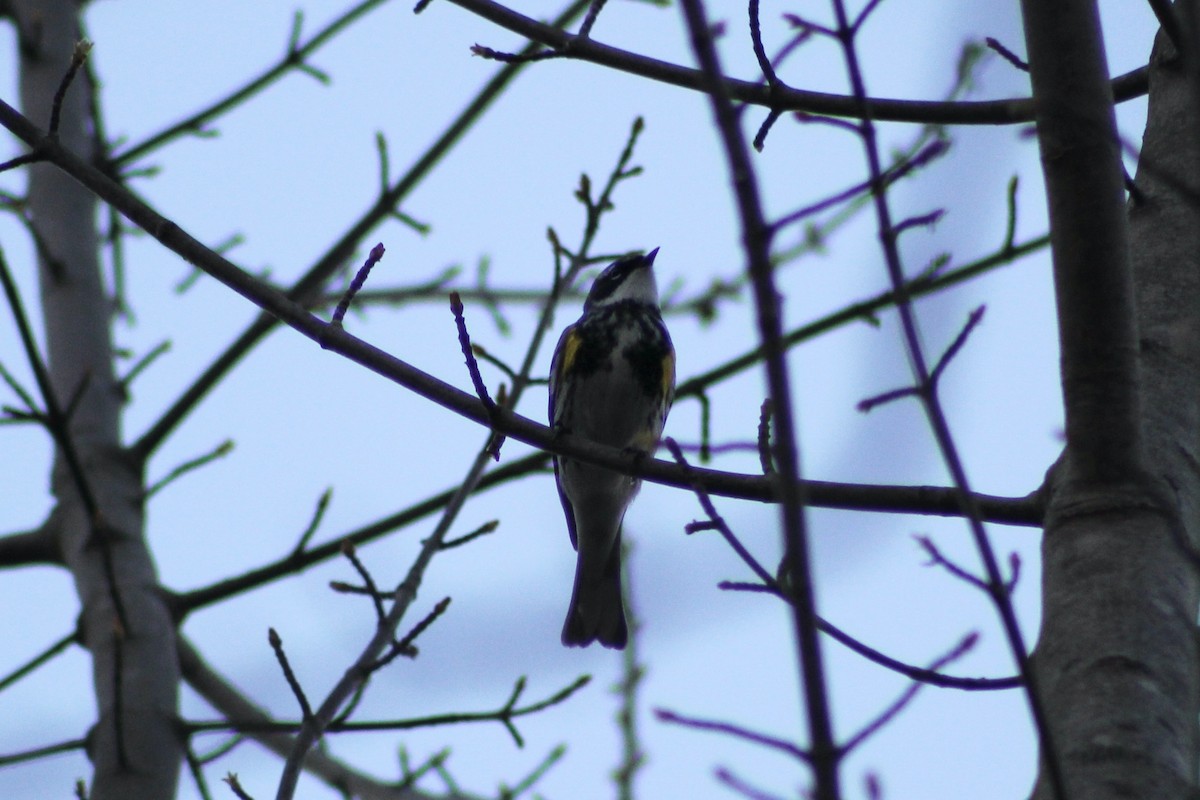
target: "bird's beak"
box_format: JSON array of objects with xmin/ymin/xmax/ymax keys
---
[{"xmin": 645, "ymin": 247, "xmax": 660, "ymax": 265}]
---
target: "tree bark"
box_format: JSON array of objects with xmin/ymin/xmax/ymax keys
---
[
  {"xmin": 14, "ymin": 2, "xmax": 182, "ymax": 797},
  {"xmin": 1028, "ymin": 14, "xmax": 1200, "ymax": 800}
]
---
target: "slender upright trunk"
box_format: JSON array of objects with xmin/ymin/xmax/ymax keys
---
[
  {"xmin": 1026, "ymin": 13, "xmax": 1200, "ymax": 799},
  {"xmin": 13, "ymin": 2, "xmax": 181, "ymax": 797}
]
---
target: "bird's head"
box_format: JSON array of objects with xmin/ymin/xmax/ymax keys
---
[{"xmin": 583, "ymin": 247, "xmax": 660, "ymax": 310}]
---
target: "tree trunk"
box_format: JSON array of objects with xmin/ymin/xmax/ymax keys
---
[
  {"xmin": 14, "ymin": 1, "xmax": 182, "ymax": 797},
  {"xmin": 1029, "ymin": 16, "xmax": 1200, "ymax": 800}
]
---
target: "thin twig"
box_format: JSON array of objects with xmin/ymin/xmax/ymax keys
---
[
  {"xmin": 290, "ymin": 489, "xmax": 333, "ymax": 558},
  {"xmin": 985, "ymin": 37, "xmax": 1029, "ymax": 72},
  {"xmin": 857, "ymin": 306, "xmax": 986, "ymax": 413},
  {"xmin": 890, "ymin": 208, "xmax": 945, "ymax": 236},
  {"xmin": 374, "ymin": 596, "xmax": 453, "ymax": 667},
  {"xmin": 395, "ymin": 746, "xmax": 450, "ymax": 792},
  {"xmin": 667, "ymin": 438, "xmax": 777, "ymax": 589},
  {"xmin": 189, "ymin": 674, "xmax": 592, "ymax": 740},
  {"xmin": 715, "ymin": 767, "xmax": 788, "ymax": 800},
  {"xmin": 931, "ymin": 306, "xmax": 986, "ymax": 381},
  {"xmin": 0, "ymin": 737, "xmax": 89, "ymax": 767},
  {"xmin": 654, "ymin": 708, "xmax": 810, "ymax": 763},
  {"xmin": 1003, "ymin": 176, "xmax": 1020, "ymax": 251},
  {"xmin": 327, "ymin": 242, "xmax": 385, "ymax": 330},
  {"xmin": 772, "ymin": 140, "xmax": 949, "ymax": 231},
  {"xmin": 578, "ymin": 0, "xmax": 608, "ymax": 39},
  {"xmin": 749, "ymin": 0, "xmax": 783, "ymax": 93},
  {"xmin": 143, "ymin": 439, "xmax": 235, "ymax": 499},
  {"xmin": 438, "ymin": 519, "xmax": 499, "ymax": 550},
  {"xmin": 268, "ymin": 629, "xmax": 313, "ymax": 722},
  {"xmin": 449, "ymin": 291, "xmax": 501, "ymax": 457},
  {"xmin": 841, "ymin": 633, "xmax": 978, "ymax": 754},
  {"xmin": 505, "ymin": 744, "xmax": 567, "ymax": 797},
  {"xmin": 718, "ymin": 581, "xmax": 1021, "ymax": 690},
  {"xmin": 757, "ymin": 398, "xmax": 775, "ymax": 474},
  {"xmin": 916, "ymin": 536, "xmax": 988, "ymax": 592},
  {"xmin": 183, "ymin": 743, "xmax": 216, "ymax": 800},
  {"xmin": 340, "ymin": 541, "xmax": 387, "ymax": 623},
  {"xmin": 0, "ymin": 632, "xmax": 76, "ymax": 692},
  {"xmin": 49, "ymin": 40, "xmax": 92, "ymax": 134},
  {"xmin": 113, "ymin": 0, "xmax": 396, "ymax": 166},
  {"xmin": 117, "ymin": 339, "xmax": 171, "ymax": 392},
  {"xmin": 223, "ymin": 773, "xmax": 255, "ymax": 800}
]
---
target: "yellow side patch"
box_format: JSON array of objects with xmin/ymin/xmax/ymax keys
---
[{"xmin": 558, "ymin": 327, "xmax": 582, "ymax": 380}]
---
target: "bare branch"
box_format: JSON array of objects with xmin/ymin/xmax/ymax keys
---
[
  {"xmin": 0, "ymin": 631, "xmax": 75, "ymax": 692},
  {"xmin": 679, "ymin": 3, "xmax": 838, "ymax": 793},
  {"xmin": 828, "ymin": 0, "xmax": 1060, "ymax": 789},
  {"xmin": 143, "ymin": 439, "xmax": 235, "ymax": 500},
  {"xmin": 0, "ymin": 527, "xmax": 59, "ymax": 566},
  {"xmin": 439, "ymin": 0, "xmax": 1149, "ymax": 125},
  {"xmin": 268, "ymin": 628, "xmax": 314, "ymax": 723},
  {"xmin": 289, "ymin": 488, "xmax": 333, "ymax": 558},
  {"xmin": 448, "ymin": 291, "xmax": 501, "ymax": 457},
  {"xmin": 654, "ymin": 707, "xmax": 810, "ymax": 763},
  {"xmin": 327, "ymin": 242, "xmax": 386, "ymax": 330},
  {"xmin": 340, "ymin": 541, "xmax": 387, "ymax": 623},
  {"xmin": 126, "ymin": 0, "xmax": 596, "ymax": 461},
  {"xmin": 676, "ymin": 233, "xmax": 1049, "ymax": 401},
  {"xmin": 841, "ymin": 634, "xmax": 978, "ymax": 755},
  {"xmin": 984, "ymin": 36, "xmax": 1029, "ymax": 72},
  {"xmin": 112, "ymin": 0, "xmax": 397, "ymax": 166},
  {"xmin": 179, "ymin": 639, "xmax": 465, "ymax": 800}
]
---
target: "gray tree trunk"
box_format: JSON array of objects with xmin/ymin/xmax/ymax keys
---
[
  {"xmin": 1028, "ymin": 14, "xmax": 1200, "ymax": 800},
  {"xmin": 13, "ymin": 1, "xmax": 182, "ymax": 797}
]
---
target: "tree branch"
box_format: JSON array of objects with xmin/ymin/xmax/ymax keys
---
[
  {"xmin": 1022, "ymin": 0, "xmax": 1144, "ymax": 485},
  {"xmin": 177, "ymin": 639, "xmax": 473, "ymax": 800},
  {"xmin": 677, "ymin": 2, "xmax": 839, "ymax": 797},
  {"xmin": 3, "ymin": 92, "xmax": 1053, "ymax": 547},
  {"xmin": 0, "ymin": 527, "xmax": 59, "ymax": 567},
  {"xmin": 443, "ymin": 0, "xmax": 1149, "ymax": 125},
  {"xmin": 127, "ymin": 0, "xmax": 594, "ymax": 461},
  {"xmin": 111, "ymin": 0, "xmax": 398, "ymax": 166}
]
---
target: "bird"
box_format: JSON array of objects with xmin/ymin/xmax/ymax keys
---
[{"xmin": 549, "ymin": 248, "xmax": 675, "ymax": 649}]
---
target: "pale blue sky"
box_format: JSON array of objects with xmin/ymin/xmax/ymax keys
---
[{"xmin": 0, "ymin": 2, "xmax": 1158, "ymax": 798}]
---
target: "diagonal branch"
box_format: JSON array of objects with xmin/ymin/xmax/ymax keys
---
[
  {"xmin": 127, "ymin": 0, "xmax": 594, "ymax": 461},
  {"xmin": 0, "ymin": 94, "xmax": 1044, "ymax": 595},
  {"xmin": 111, "ymin": 0, "xmax": 399, "ymax": 166},
  {"xmin": 178, "ymin": 639, "xmax": 474, "ymax": 800}
]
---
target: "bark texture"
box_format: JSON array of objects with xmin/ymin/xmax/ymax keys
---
[
  {"xmin": 1030, "ymin": 22, "xmax": 1200, "ymax": 800},
  {"xmin": 14, "ymin": 2, "xmax": 182, "ymax": 797}
]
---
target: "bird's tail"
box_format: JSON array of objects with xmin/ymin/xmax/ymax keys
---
[{"xmin": 561, "ymin": 533, "xmax": 627, "ymax": 649}]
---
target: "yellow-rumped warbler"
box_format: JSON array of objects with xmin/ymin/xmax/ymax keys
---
[{"xmin": 549, "ymin": 248, "xmax": 675, "ymax": 649}]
